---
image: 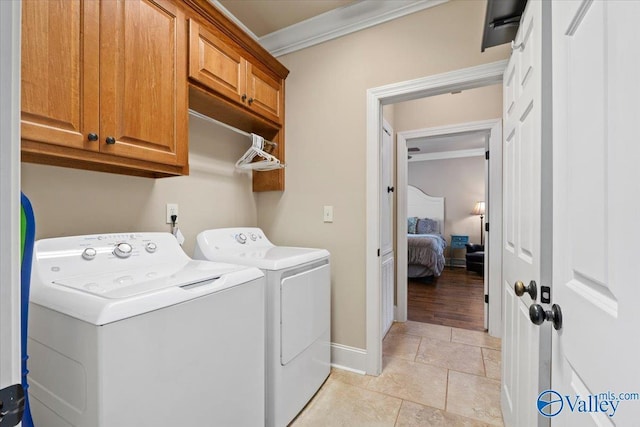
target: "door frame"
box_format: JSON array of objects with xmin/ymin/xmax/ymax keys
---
[
  {"xmin": 365, "ymin": 60, "xmax": 507, "ymax": 375},
  {"xmin": 395, "ymin": 118, "xmax": 503, "ymax": 336},
  {"xmin": 0, "ymin": 0, "xmax": 22, "ymax": 389}
]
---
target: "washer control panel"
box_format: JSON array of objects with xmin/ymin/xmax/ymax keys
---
[{"xmin": 33, "ymin": 233, "xmax": 185, "ymax": 280}]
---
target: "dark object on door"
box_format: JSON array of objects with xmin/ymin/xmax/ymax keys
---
[
  {"xmin": 481, "ymin": 0, "xmax": 528, "ymax": 52},
  {"xmin": 465, "ymin": 244, "xmax": 484, "ymax": 275}
]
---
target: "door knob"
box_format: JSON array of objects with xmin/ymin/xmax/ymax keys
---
[
  {"xmin": 87, "ymin": 133, "xmax": 98, "ymax": 142},
  {"xmin": 105, "ymin": 136, "xmax": 116, "ymax": 145},
  {"xmin": 529, "ymin": 303, "xmax": 563, "ymax": 330},
  {"xmin": 514, "ymin": 280, "xmax": 537, "ymax": 300},
  {"xmin": 248, "ymin": 97, "xmax": 254, "ymax": 105}
]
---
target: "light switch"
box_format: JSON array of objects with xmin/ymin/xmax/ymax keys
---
[{"xmin": 323, "ymin": 206, "xmax": 333, "ymax": 223}]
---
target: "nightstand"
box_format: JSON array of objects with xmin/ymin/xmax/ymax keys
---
[{"xmin": 449, "ymin": 235, "xmax": 469, "ymax": 267}]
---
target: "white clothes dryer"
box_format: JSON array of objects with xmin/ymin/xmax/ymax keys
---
[
  {"xmin": 28, "ymin": 232, "xmax": 266, "ymax": 427},
  {"xmin": 194, "ymin": 227, "xmax": 331, "ymax": 427}
]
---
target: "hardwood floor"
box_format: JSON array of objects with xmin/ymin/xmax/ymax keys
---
[{"xmin": 408, "ymin": 267, "xmax": 485, "ymax": 331}]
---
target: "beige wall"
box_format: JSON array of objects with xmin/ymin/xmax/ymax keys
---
[
  {"xmin": 22, "ymin": 115, "xmax": 258, "ymax": 256},
  {"xmin": 257, "ymin": 0, "xmax": 510, "ymax": 349},
  {"xmin": 393, "ymin": 84, "xmax": 503, "ymax": 132},
  {"xmin": 409, "ymin": 156, "xmax": 485, "ymax": 248}
]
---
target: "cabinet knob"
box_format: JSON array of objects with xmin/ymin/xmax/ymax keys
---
[
  {"xmin": 248, "ymin": 97, "xmax": 254, "ymax": 105},
  {"xmin": 87, "ymin": 133, "xmax": 98, "ymax": 142},
  {"xmin": 105, "ymin": 136, "xmax": 116, "ymax": 145},
  {"xmin": 241, "ymin": 94, "xmax": 247, "ymax": 102}
]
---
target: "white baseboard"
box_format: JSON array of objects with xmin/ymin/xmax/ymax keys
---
[{"xmin": 330, "ymin": 343, "xmax": 367, "ymax": 374}]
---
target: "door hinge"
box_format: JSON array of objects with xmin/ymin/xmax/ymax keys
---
[
  {"xmin": 377, "ymin": 248, "xmax": 380, "ymax": 257},
  {"xmin": 485, "ymin": 223, "xmax": 489, "ymax": 232},
  {"xmin": 485, "ymin": 150, "xmax": 490, "ymax": 160},
  {"xmin": 0, "ymin": 384, "xmax": 25, "ymax": 427},
  {"xmin": 484, "ymin": 294, "xmax": 489, "ymax": 304}
]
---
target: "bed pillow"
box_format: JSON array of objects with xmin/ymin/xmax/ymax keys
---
[
  {"xmin": 417, "ymin": 217, "xmax": 439, "ymax": 234},
  {"xmin": 407, "ymin": 217, "xmax": 418, "ymax": 234}
]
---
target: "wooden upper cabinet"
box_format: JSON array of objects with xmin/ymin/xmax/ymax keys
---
[
  {"xmin": 21, "ymin": 0, "xmax": 188, "ymax": 177},
  {"xmin": 100, "ymin": 0, "xmax": 187, "ymax": 166},
  {"xmin": 188, "ymin": 18, "xmax": 284, "ymax": 125},
  {"xmin": 189, "ymin": 20, "xmax": 247, "ymax": 104},
  {"xmin": 21, "ymin": 0, "xmax": 100, "ymax": 152}
]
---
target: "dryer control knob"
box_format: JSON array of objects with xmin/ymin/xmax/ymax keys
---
[
  {"xmin": 249, "ymin": 233, "xmax": 257, "ymax": 241},
  {"xmin": 145, "ymin": 242, "xmax": 157, "ymax": 253},
  {"xmin": 236, "ymin": 233, "xmax": 247, "ymax": 244},
  {"xmin": 113, "ymin": 242, "xmax": 133, "ymax": 258},
  {"xmin": 82, "ymin": 247, "xmax": 97, "ymax": 260}
]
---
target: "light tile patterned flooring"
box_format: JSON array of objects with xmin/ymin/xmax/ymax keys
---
[{"xmin": 291, "ymin": 321, "xmax": 503, "ymax": 426}]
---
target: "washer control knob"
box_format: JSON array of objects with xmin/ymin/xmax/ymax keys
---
[
  {"xmin": 236, "ymin": 233, "xmax": 247, "ymax": 244},
  {"xmin": 145, "ymin": 242, "xmax": 157, "ymax": 253},
  {"xmin": 113, "ymin": 242, "xmax": 133, "ymax": 258},
  {"xmin": 82, "ymin": 247, "xmax": 97, "ymax": 260},
  {"xmin": 249, "ymin": 233, "xmax": 257, "ymax": 241}
]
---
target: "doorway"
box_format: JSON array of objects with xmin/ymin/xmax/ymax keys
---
[
  {"xmin": 394, "ymin": 117, "xmax": 502, "ymax": 335},
  {"xmin": 365, "ymin": 60, "xmax": 507, "ymax": 375}
]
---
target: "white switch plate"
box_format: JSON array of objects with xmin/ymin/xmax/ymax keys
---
[
  {"xmin": 323, "ymin": 206, "xmax": 333, "ymax": 223},
  {"xmin": 166, "ymin": 203, "xmax": 179, "ymax": 224}
]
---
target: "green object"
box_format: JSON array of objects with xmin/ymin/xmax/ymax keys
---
[{"xmin": 21, "ymin": 205, "xmax": 27, "ymax": 263}]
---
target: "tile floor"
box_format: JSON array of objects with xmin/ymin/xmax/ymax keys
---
[{"xmin": 291, "ymin": 321, "xmax": 503, "ymax": 427}]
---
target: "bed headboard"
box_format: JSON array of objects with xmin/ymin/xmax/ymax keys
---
[{"xmin": 407, "ymin": 185, "xmax": 445, "ymax": 234}]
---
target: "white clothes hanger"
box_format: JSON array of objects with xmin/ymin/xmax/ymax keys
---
[
  {"xmin": 235, "ymin": 134, "xmax": 284, "ymax": 171},
  {"xmin": 188, "ymin": 109, "xmax": 285, "ymax": 171}
]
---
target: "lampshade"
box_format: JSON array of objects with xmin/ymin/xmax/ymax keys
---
[{"xmin": 471, "ymin": 201, "xmax": 485, "ymax": 216}]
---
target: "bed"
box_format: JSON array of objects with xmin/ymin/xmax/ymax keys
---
[{"xmin": 407, "ymin": 185, "xmax": 447, "ymax": 278}]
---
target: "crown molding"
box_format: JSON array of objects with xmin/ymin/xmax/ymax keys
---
[{"xmin": 260, "ymin": 0, "xmax": 449, "ymax": 57}]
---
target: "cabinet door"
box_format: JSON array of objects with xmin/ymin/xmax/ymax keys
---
[
  {"xmin": 100, "ymin": 0, "xmax": 187, "ymax": 166},
  {"xmin": 247, "ymin": 63, "xmax": 283, "ymax": 124},
  {"xmin": 21, "ymin": 0, "xmax": 100, "ymax": 152},
  {"xmin": 188, "ymin": 19, "xmax": 247, "ymax": 105}
]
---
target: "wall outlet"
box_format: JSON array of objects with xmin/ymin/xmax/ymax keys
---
[
  {"xmin": 323, "ymin": 206, "xmax": 333, "ymax": 223},
  {"xmin": 166, "ymin": 203, "xmax": 179, "ymax": 224}
]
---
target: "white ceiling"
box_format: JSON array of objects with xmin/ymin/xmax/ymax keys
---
[
  {"xmin": 217, "ymin": 0, "xmax": 357, "ymax": 37},
  {"xmin": 407, "ymin": 131, "xmax": 488, "ymax": 155},
  {"xmin": 213, "ymin": 0, "xmax": 449, "ymax": 56}
]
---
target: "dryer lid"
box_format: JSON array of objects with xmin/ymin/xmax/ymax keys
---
[{"xmin": 196, "ymin": 246, "xmax": 329, "ymax": 271}]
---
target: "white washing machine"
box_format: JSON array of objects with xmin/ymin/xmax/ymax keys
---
[
  {"xmin": 194, "ymin": 227, "xmax": 331, "ymax": 427},
  {"xmin": 28, "ymin": 232, "xmax": 266, "ymax": 427}
]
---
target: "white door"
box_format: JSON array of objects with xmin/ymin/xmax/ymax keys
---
[
  {"xmin": 0, "ymin": 0, "xmax": 22, "ymax": 407},
  {"xmin": 549, "ymin": 1, "xmax": 640, "ymax": 424},
  {"xmin": 501, "ymin": 1, "xmax": 550, "ymax": 425},
  {"xmin": 380, "ymin": 121, "xmax": 394, "ymax": 336}
]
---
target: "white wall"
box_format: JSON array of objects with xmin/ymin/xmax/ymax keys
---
[
  {"xmin": 257, "ymin": 0, "xmax": 510, "ymax": 349},
  {"xmin": 22, "ymin": 115, "xmax": 258, "ymax": 256}
]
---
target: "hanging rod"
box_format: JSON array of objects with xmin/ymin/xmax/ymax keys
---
[{"xmin": 188, "ymin": 109, "xmax": 277, "ymax": 148}]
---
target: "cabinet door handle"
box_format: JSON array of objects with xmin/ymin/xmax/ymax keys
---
[
  {"xmin": 241, "ymin": 94, "xmax": 247, "ymax": 102},
  {"xmin": 248, "ymin": 97, "xmax": 254, "ymax": 105},
  {"xmin": 105, "ymin": 136, "xmax": 116, "ymax": 145},
  {"xmin": 87, "ymin": 133, "xmax": 98, "ymax": 142}
]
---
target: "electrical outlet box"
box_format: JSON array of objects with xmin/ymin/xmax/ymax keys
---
[
  {"xmin": 323, "ymin": 206, "xmax": 333, "ymax": 223},
  {"xmin": 166, "ymin": 203, "xmax": 178, "ymax": 224}
]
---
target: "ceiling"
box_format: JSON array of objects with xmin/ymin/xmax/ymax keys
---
[
  {"xmin": 407, "ymin": 131, "xmax": 487, "ymax": 160},
  {"xmin": 218, "ymin": 0, "xmax": 357, "ymax": 37},
  {"xmin": 213, "ymin": 0, "xmax": 450, "ymax": 56}
]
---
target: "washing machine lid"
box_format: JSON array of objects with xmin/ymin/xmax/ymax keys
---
[{"xmin": 198, "ymin": 246, "xmax": 329, "ymax": 271}]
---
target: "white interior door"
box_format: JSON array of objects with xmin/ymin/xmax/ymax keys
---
[
  {"xmin": 549, "ymin": 1, "xmax": 640, "ymax": 424},
  {"xmin": 501, "ymin": 1, "xmax": 550, "ymax": 425},
  {"xmin": 380, "ymin": 120, "xmax": 395, "ymax": 336},
  {"xmin": 0, "ymin": 0, "xmax": 22, "ymax": 401}
]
